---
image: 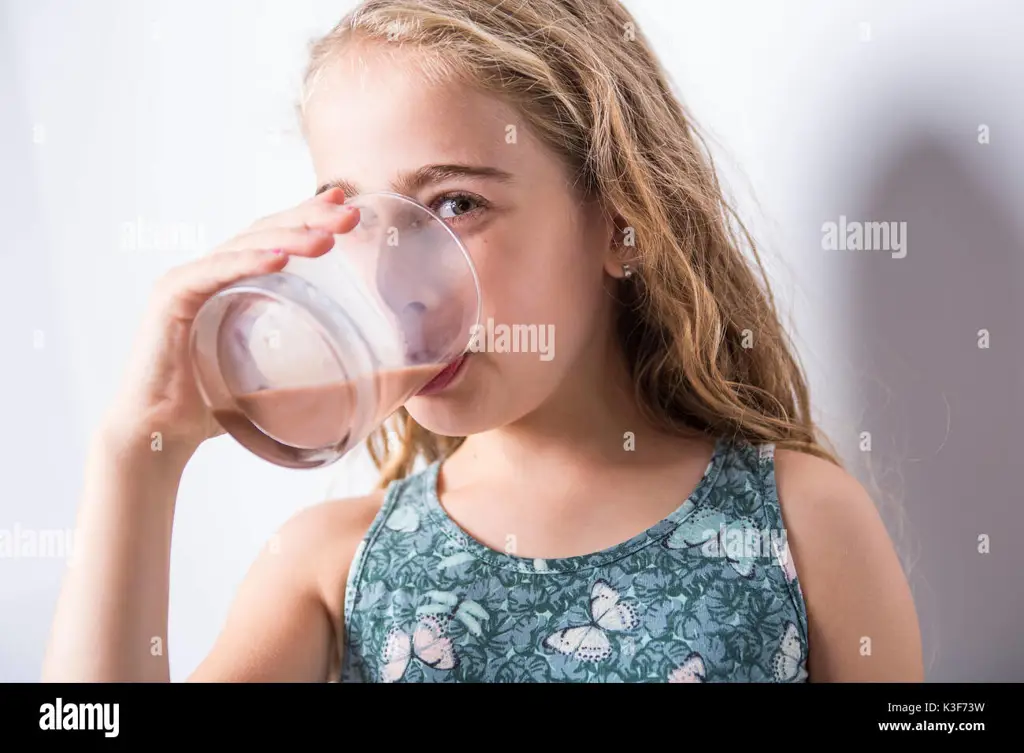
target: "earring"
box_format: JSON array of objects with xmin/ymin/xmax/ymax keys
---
[{"xmin": 622, "ymin": 263, "xmax": 634, "ymax": 279}]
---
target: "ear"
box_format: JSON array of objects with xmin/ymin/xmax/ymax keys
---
[{"xmin": 603, "ymin": 212, "xmax": 640, "ymax": 279}]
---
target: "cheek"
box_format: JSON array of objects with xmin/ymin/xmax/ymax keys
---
[{"xmin": 468, "ymin": 215, "xmax": 605, "ymax": 329}]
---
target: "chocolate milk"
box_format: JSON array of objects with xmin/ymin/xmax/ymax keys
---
[{"xmin": 211, "ymin": 364, "xmax": 441, "ymax": 461}]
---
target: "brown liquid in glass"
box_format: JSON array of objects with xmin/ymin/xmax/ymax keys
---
[{"xmin": 211, "ymin": 364, "xmax": 441, "ymax": 467}]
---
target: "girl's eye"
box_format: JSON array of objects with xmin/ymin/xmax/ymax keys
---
[{"xmin": 433, "ymin": 194, "xmax": 483, "ymax": 221}]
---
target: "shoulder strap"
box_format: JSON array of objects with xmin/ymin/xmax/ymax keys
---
[
  {"xmin": 752, "ymin": 442, "xmax": 810, "ymax": 645},
  {"xmin": 341, "ymin": 471, "xmax": 413, "ymax": 631}
]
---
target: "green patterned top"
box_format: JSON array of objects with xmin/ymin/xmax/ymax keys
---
[{"xmin": 340, "ymin": 435, "xmax": 809, "ymax": 682}]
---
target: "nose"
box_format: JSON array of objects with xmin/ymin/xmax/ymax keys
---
[
  {"xmin": 378, "ymin": 253, "xmax": 464, "ymax": 364},
  {"xmin": 366, "ymin": 198, "xmax": 473, "ymax": 364},
  {"xmin": 399, "ymin": 300, "xmax": 429, "ymax": 363}
]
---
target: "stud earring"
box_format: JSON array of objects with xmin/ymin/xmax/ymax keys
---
[{"xmin": 622, "ymin": 263, "xmax": 634, "ymax": 279}]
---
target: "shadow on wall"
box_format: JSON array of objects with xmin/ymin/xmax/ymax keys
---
[{"xmin": 839, "ymin": 128, "xmax": 1022, "ymax": 681}]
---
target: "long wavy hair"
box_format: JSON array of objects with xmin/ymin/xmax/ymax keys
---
[{"xmin": 298, "ymin": 0, "xmax": 841, "ymax": 488}]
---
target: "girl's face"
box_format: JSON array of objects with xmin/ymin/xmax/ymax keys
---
[{"xmin": 304, "ymin": 46, "xmax": 619, "ymax": 436}]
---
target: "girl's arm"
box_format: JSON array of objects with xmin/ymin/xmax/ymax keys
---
[
  {"xmin": 774, "ymin": 449, "xmax": 925, "ymax": 682},
  {"xmin": 186, "ymin": 490, "xmax": 382, "ymax": 682},
  {"xmin": 42, "ymin": 419, "xmax": 380, "ymax": 683},
  {"xmin": 41, "ymin": 187, "xmax": 363, "ymax": 683},
  {"xmin": 41, "ymin": 424, "xmax": 191, "ymax": 682}
]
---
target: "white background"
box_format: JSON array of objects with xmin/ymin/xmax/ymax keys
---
[{"xmin": 1, "ymin": 0, "xmax": 1021, "ymax": 681}]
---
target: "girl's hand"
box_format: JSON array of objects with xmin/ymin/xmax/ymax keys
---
[{"xmin": 102, "ymin": 188, "xmax": 358, "ymax": 455}]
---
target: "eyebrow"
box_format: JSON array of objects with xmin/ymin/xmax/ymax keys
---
[{"xmin": 315, "ymin": 163, "xmax": 515, "ymax": 198}]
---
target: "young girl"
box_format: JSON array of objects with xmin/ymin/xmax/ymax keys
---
[{"xmin": 42, "ymin": 0, "xmax": 922, "ymax": 683}]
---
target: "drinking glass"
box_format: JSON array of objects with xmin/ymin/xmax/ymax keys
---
[{"xmin": 189, "ymin": 191, "xmax": 481, "ymax": 468}]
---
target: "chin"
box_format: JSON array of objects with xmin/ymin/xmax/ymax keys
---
[
  {"xmin": 404, "ymin": 399, "xmax": 499, "ymax": 437},
  {"xmin": 403, "ymin": 357, "xmax": 550, "ymax": 437},
  {"xmin": 405, "ymin": 382, "xmax": 520, "ymax": 438}
]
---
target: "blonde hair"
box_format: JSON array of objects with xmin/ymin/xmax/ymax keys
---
[{"xmin": 298, "ymin": 0, "xmax": 841, "ymax": 487}]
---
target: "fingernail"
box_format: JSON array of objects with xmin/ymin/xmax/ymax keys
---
[{"xmin": 272, "ymin": 248, "xmax": 284, "ymax": 254}]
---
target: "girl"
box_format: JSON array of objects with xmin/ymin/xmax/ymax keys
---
[{"xmin": 43, "ymin": 0, "xmax": 922, "ymax": 682}]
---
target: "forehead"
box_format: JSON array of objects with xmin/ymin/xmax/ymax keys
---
[{"xmin": 303, "ymin": 45, "xmax": 524, "ymax": 190}]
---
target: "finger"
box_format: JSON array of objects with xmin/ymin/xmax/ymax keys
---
[
  {"xmin": 248, "ymin": 203, "xmax": 360, "ymax": 237},
  {"xmin": 282, "ymin": 202, "xmax": 361, "ymax": 237},
  {"xmin": 217, "ymin": 225, "xmax": 341, "ymax": 257},
  {"xmin": 210, "ymin": 208, "xmax": 361, "ymax": 259},
  {"xmin": 251, "ymin": 186, "xmax": 346, "ymax": 224},
  {"xmin": 248, "ymin": 188, "xmax": 354, "ymax": 232},
  {"xmin": 155, "ymin": 247, "xmax": 290, "ymax": 319},
  {"xmin": 313, "ymin": 186, "xmax": 347, "ymax": 205}
]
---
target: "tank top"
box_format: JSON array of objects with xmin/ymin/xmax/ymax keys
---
[{"xmin": 339, "ymin": 434, "xmax": 810, "ymax": 682}]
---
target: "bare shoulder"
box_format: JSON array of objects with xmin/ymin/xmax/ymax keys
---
[
  {"xmin": 772, "ymin": 448, "xmax": 924, "ymax": 681},
  {"xmin": 186, "ymin": 487, "xmax": 386, "ymax": 682},
  {"xmin": 278, "ymin": 489, "xmax": 388, "ymax": 614}
]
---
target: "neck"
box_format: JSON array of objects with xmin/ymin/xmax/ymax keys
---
[{"xmin": 448, "ymin": 322, "xmax": 703, "ymax": 484}]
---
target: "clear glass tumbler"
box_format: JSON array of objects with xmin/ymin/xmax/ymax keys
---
[{"xmin": 189, "ymin": 192, "xmax": 481, "ymax": 468}]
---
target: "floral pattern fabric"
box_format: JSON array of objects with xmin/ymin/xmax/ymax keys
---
[{"xmin": 340, "ymin": 435, "xmax": 809, "ymax": 682}]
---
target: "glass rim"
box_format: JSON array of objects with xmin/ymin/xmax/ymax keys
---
[
  {"xmin": 188, "ymin": 277, "xmax": 362, "ymax": 409},
  {"xmin": 342, "ymin": 190, "xmax": 483, "ymax": 347}
]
